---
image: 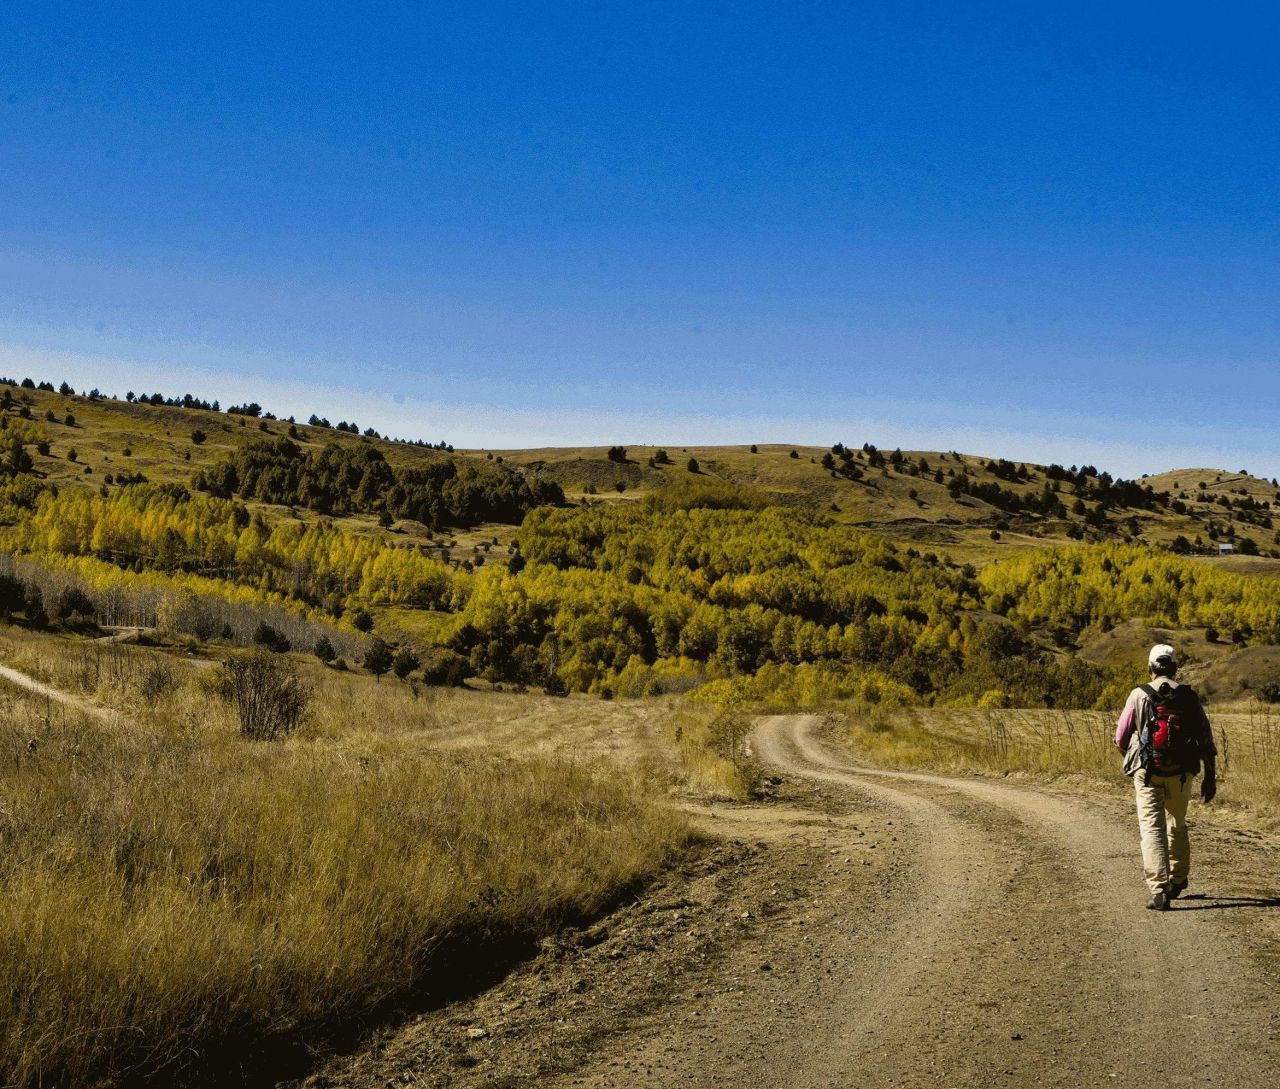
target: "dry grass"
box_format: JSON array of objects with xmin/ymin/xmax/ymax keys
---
[
  {"xmin": 842, "ymin": 701, "xmax": 1280, "ymax": 820},
  {"xmin": 662, "ymin": 704, "xmax": 758, "ymax": 801},
  {"xmin": 0, "ymin": 630, "xmax": 690, "ymax": 1088}
]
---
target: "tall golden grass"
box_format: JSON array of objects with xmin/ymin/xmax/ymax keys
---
[
  {"xmin": 843, "ymin": 701, "xmax": 1280, "ymax": 818},
  {"xmin": 0, "ymin": 632, "xmax": 690, "ymax": 1087},
  {"xmin": 663, "ymin": 704, "xmax": 758, "ymax": 801}
]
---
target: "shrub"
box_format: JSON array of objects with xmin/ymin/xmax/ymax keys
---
[
  {"xmin": 221, "ymin": 650, "xmax": 311, "ymax": 740},
  {"xmin": 136, "ymin": 658, "xmax": 180, "ymax": 704},
  {"xmin": 252, "ymin": 620, "xmax": 291, "ymax": 653},
  {"xmin": 687, "ymin": 457, "xmax": 700, "ymax": 473},
  {"xmin": 363, "ymin": 636, "xmax": 393, "ymax": 680},
  {"xmin": 351, "ymin": 608, "xmax": 374, "ymax": 633},
  {"xmin": 421, "ymin": 649, "xmax": 471, "ymax": 686},
  {"xmin": 607, "ymin": 445, "xmax": 627, "ymax": 463},
  {"xmin": 1206, "ymin": 628, "xmax": 1219, "ymax": 643},
  {"xmin": 313, "ymin": 635, "xmax": 336, "ymax": 663},
  {"xmin": 191, "ymin": 429, "xmax": 206, "ymax": 445},
  {"xmin": 392, "ymin": 646, "xmax": 420, "ymax": 680}
]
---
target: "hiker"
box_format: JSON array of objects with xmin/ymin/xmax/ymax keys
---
[{"xmin": 1114, "ymin": 644, "xmax": 1217, "ymax": 911}]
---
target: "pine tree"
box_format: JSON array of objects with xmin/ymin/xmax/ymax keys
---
[{"xmin": 364, "ymin": 637, "xmax": 393, "ymax": 680}]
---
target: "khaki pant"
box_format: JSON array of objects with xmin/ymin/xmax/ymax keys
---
[{"xmin": 1134, "ymin": 769, "xmax": 1192, "ymax": 895}]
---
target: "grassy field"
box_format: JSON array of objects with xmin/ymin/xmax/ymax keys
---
[
  {"xmin": 0, "ymin": 629, "xmax": 693, "ymax": 1088},
  {"xmin": 840, "ymin": 700, "xmax": 1280, "ymax": 823}
]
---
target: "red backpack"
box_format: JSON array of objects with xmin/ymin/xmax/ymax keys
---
[{"xmin": 1138, "ymin": 681, "xmax": 1203, "ymax": 775}]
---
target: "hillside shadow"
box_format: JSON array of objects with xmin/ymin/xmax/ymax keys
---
[{"xmin": 1173, "ymin": 893, "xmax": 1280, "ymax": 912}]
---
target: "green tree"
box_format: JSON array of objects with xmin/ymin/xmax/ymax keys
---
[
  {"xmin": 364, "ymin": 637, "xmax": 393, "ymax": 681},
  {"xmin": 0, "ymin": 574, "xmax": 24, "ymax": 618},
  {"xmin": 392, "ymin": 646, "xmax": 420, "ymax": 679},
  {"xmin": 23, "ymin": 585, "xmax": 47, "ymax": 629},
  {"xmin": 252, "ymin": 621, "xmax": 291, "ymax": 653}
]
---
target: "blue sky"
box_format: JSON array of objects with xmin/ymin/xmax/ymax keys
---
[{"xmin": 1, "ymin": 2, "xmax": 1277, "ymax": 477}]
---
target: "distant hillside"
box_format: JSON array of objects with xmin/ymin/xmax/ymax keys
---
[
  {"xmin": 0, "ymin": 371, "xmax": 1278, "ymax": 705},
  {"xmin": 1, "ymin": 372, "xmax": 1278, "ymax": 570},
  {"xmin": 494, "ymin": 442, "xmax": 1280, "ymax": 565}
]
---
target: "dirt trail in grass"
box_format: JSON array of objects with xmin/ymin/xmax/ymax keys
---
[
  {"xmin": 0, "ymin": 661, "xmax": 120, "ymax": 722},
  {"xmin": 307, "ymin": 712, "xmax": 1280, "ymax": 1089}
]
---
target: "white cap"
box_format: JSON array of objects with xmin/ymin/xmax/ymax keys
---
[{"xmin": 1149, "ymin": 644, "xmax": 1177, "ymax": 671}]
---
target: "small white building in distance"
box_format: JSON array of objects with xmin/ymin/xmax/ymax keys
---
[{"xmin": 1218, "ymin": 542, "xmax": 1235, "ymax": 555}]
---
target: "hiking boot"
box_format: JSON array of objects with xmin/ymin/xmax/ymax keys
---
[
  {"xmin": 1146, "ymin": 889, "xmax": 1170, "ymax": 911},
  {"xmin": 1169, "ymin": 880, "xmax": 1188, "ymax": 900}
]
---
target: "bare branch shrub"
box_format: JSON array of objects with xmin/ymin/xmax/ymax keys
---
[
  {"xmin": 136, "ymin": 658, "xmax": 179, "ymax": 705},
  {"xmin": 222, "ymin": 651, "xmax": 311, "ymax": 741}
]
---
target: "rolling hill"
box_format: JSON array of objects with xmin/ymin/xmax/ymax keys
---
[
  {"xmin": 8, "ymin": 375, "xmax": 1277, "ymax": 570},
  {"xmin": 2, "ymin": 370, "xmax": 1279, "ymax": 704}
]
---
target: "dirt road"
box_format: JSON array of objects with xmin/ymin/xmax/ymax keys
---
[
  {"xmin": 316, "ymin": 713, "xmax": 1280, "ymax": 1089},
  {"xmin": 741, "ymin": 715, "xmax": 1280, "ymax": 1088}
]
